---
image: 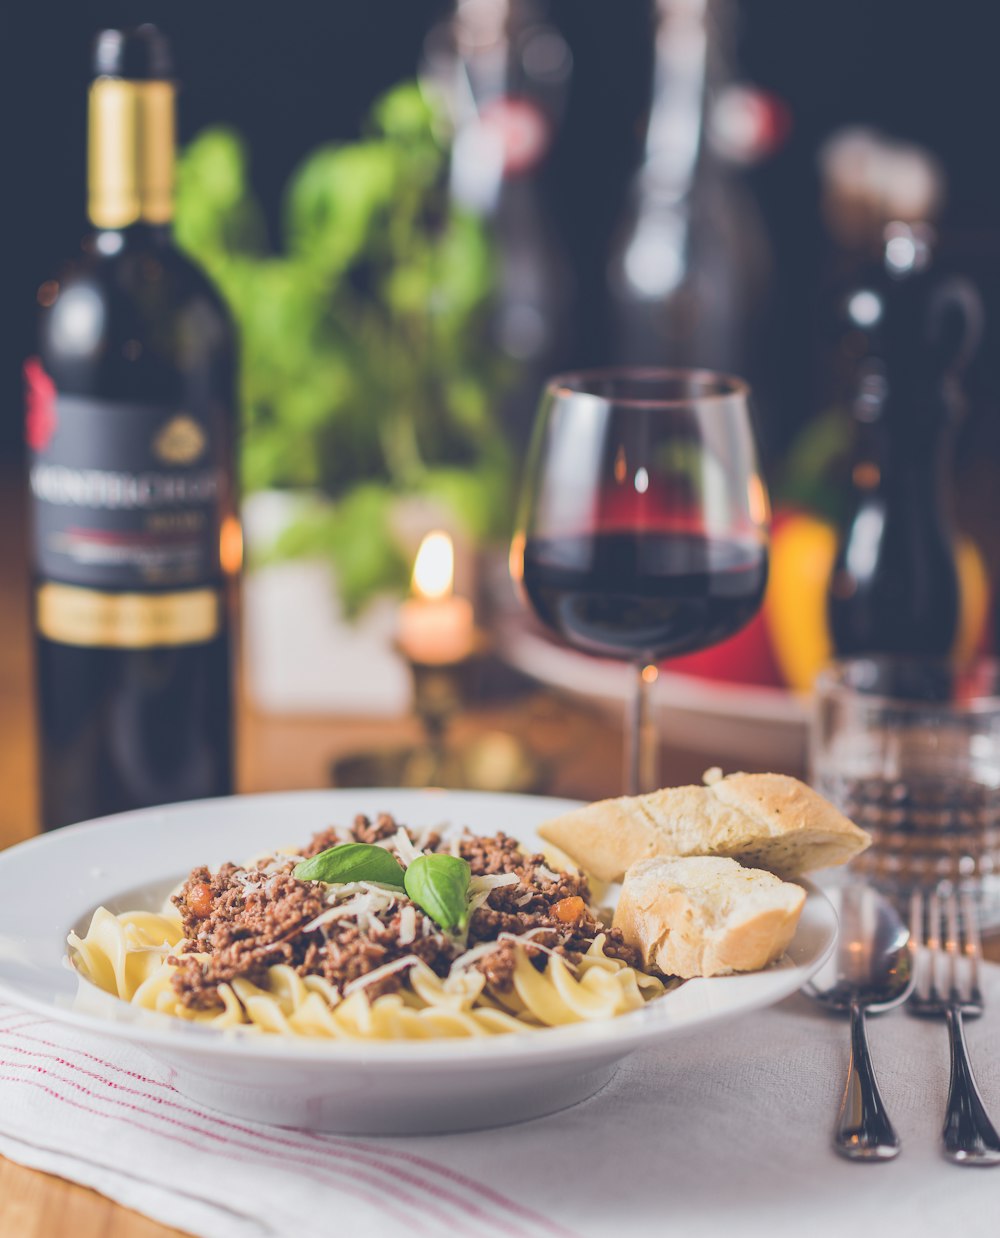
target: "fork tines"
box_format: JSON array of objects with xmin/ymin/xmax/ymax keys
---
[{"xmin": 909, "ymin": 889, "xmax": 983, "ymax": 1016}]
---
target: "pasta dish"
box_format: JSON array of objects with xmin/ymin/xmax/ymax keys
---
[{"xmin": 68, "ymin": 813, "xmax": 667, "ymax": 1039}]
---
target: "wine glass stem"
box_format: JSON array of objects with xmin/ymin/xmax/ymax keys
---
[{"xmin": 625, "ymin": 663, "xmax": 658, "ymax": 795}]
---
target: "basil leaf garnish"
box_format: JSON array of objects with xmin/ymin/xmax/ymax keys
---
[
  {"xmin": 403, "ymin": 854, "xmax": 471, "ymax": 932},
  {"xmin": 293, "ymin": 843, "xmax": 406, "ymax": 888}
]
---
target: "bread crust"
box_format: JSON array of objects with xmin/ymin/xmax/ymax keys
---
[
  {"xmin": 536, "ymin": 796, "xmax": 663, "ymax": 884},
  {"xmin": 538, "ymin": 772, "xmax": 870, "ymax": 882},
  {"xmin": 612, "ymin": 856, "xmax": 806, "ymax": 978}
]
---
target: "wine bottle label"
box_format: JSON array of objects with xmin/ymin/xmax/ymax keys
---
[
  {"xmin": 36, "ymin": 583, "xmax": 220, "ymax": 649},
  {"xmin": 26, "ymin": 359, "xmax": 230, "ymax": 647}
]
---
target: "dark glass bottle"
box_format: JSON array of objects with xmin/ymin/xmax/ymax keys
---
[
  {"xmin": 828, "ymin": 224, "xmax": 981, "ymax": 659},
  {"xmin": 606, "ymin": 0, "xmax": 772, "ymax": 391},
  {"xmin": 28, "ymin": 25, "xmax": 238, "ymax": 830},
  {"xmin": 421, "ymin": 0, "xmax": 573, "ymax": 450}
]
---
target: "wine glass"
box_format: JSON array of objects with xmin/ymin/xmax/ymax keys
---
[{"xmin": 510, "ymin": 368, "xmax": 770, "ymax": 794}]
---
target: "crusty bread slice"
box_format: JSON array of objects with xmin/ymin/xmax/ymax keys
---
[
  {"xmin": 613, "ymin": 855, "xmax": 806, "ymax": 978},
  {"xmin": 538, "ymin": 771, "xmax": 870, "ymax": 883}
]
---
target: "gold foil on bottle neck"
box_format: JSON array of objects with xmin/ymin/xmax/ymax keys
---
[{"xmin": 88, "ymin": 78, "xmax": 174, "ymax": 229}]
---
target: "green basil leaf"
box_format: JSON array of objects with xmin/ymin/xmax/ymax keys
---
[
  {"xmin": 293, "ymin": 843, "xmax": 406, "ymax": 888},
  {"xmin": 403, "ymin": 854, "xmax": 471, "ymax": 932}
]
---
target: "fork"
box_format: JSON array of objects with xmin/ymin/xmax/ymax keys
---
[{"xmin": 908, "ymin": 889, "xmax": 1000, "ymax": 1165}]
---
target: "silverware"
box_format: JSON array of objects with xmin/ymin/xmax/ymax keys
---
[
  {"xmin": 803, "ymin": 884, "xmax": 914, "ymax": 1160},
  {"xmin": 907, "ymin": 889, "xmax": 1000, "ymax": 1166}
]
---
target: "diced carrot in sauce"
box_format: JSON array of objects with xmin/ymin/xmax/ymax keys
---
[
  {"xmin": 187, "ymin": 882, "xmax": 213, "ymax": 919},
  {"xmin": 552, "ymin": 896, "xmax": 586, "ymax": 923}
]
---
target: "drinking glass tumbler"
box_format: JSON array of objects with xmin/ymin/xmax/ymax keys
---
[{"xmin": 812, "ymin": 657, "xmax": 1000, "ymax": 926}]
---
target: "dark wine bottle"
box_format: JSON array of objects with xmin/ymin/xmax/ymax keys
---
[
  {"xmin": 606, "ymin": 0, "xmax": 773, "ymax": 389},
  {"xmin": 28, "ymin": 25, "xmax": 238, "ymax": 831},
  {"xmin": 421, "ymin": 0, "xmax": 573, "ymax": 451},
  {"xmin": 828, "ymin": 224, "xmax": 981, "ymax": 659}
]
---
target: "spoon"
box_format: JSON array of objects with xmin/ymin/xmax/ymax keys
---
[{"xmin": 803, "ymin": 884, "xmax": 914, "ymax": 1161}]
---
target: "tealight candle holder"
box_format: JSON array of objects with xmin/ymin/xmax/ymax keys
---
[{"xmin": 331, "ymin": 531, "xmax": 541, "ymax": 792}]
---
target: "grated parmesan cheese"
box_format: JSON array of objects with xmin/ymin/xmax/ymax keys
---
[
  {"xmin": 391, "ymin": 828, "xmax": 422, "ymax": 868},
  {"xmin": 465, "ymin": 871, "xmax": 521, "ymax": 917},
  {"xmin": 469, "ymin": 873, "xmax": 520, "ymax": 892},
  {"xmin": 301, "ymin": 902, "xmax": 362, "ymax": 933},
  {"xmin": 496, "ymin": 928, "xmax": 577, "ymax": 970},
  {"xmin": 449, "ymin": 940, "xmax": 505, "ymax": 971},
  {"xmin": 467, "ymin": 891, "xmax": 491, "ymax": 916},
  {"xmin": 398, "ymin": 905, "xmax": 417, "ymax": 945},
  {"xmin": 415, "ymin": 825, "xmax": 438, "ymax": 851},
  {"xmin": 342, "ymin": 954, "xmax": 422, "ymax": 996},
  {"xmin": 302, "ymin": 882, "xmax": 399, "ymax": 935}
]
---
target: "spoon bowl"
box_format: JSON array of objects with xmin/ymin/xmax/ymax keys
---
[{"xmin": 805, "ymin": 884, "xmax": 914, "ymax": 1012}]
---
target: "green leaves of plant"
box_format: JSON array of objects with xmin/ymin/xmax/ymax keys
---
[
  {"xmin": 293, "ymin": 843, "xmax": 406, "ymax": 889},
  {"xmin": 174, "ymin": 79, "xmax": 515, "ymax": 617},
  {"xmin": 403, "ymin": 855, "xmax": 471, "ymax": 933},
  {"xmin": 286, "ymin": 142, "xmax": 400, "ymax": 276}
]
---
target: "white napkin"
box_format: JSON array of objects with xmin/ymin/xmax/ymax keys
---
[{"xmin": 2, "ymin": 969, "xmax": 999, "ymax": 1238}]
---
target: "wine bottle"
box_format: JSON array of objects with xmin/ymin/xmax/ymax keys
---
[
  {"xmin": 28, "ymin": 25, "xmax": 238, "ymax": 831},
  {"xmin": 421, "ymin": 0, "xmax": 572, "ymax": 450},
  {"xmin": 606, "ymin": 0, "xmax": 773, "ymax": 390},
  {"xmin": 828, "ymin": 223, "xmax": 981, "ymax": 659}
]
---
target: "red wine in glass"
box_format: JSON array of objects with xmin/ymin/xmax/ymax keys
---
[
  {"xmin": 521, "ymin": 529, "xmax": 767, "ymax": 662},
  {"xmin": 511, "ymin": 368, "xmax": 770, "ymax": 794}
]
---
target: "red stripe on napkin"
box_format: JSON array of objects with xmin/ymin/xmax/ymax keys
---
[{"xmin": 0, "ymin": 1068, "xmax": 425, "ymax": 1232}]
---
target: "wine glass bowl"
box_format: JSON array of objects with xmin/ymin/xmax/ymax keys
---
[{"xmin": 510, "ymin": 368, "xmax": 769, "ymax": 793}]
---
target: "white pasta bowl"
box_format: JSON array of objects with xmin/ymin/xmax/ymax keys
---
[{"xmin": 0, "ymin": 789, "xmax": 837, "ymax": 1134}]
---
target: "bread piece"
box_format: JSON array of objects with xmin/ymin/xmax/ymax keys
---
[
  {"xmin": 537, "ymin": 771, "xmax": 870, "ymax": 883},
  {"xmin": 613, "ymin": 855, "xmax": 805, "ymax": 978}
]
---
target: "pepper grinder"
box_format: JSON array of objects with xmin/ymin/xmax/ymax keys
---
[{"xmin": 828, "ymin": 223, "xmax": 983, "ymax": 660}]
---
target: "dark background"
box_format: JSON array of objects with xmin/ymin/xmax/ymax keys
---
[{"xmin": 3, "ymin": 0, "xmax": 999, "ymax": 464}]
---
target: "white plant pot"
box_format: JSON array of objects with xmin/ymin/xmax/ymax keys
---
[{"xmin": 241, "ymin": 491, "xmax": 411, "ymax": 716}]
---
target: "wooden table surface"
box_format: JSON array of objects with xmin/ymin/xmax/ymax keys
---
[{"xmin": 1, "ymin": 467, "xmax": 996, "ymax": 1237}]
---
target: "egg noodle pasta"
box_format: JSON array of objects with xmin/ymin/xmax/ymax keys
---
[{"xmin": 68, "ymin": 816, "xmax": 668, "ymax": 1041}]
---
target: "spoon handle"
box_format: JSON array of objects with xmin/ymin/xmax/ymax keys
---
[{"xmin": 835, "ymin": 1000, "xmax": 901, "ymax": 1160}]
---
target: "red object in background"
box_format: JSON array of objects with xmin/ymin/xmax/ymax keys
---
[
  {"xmin": 665, "ymin": 508, "xmax": 792, "ymax": 690},
  {"xmin": 24, "ymin": 357, "xmax": 58, "ymax": 452},
  {"xmin": 709, "ymin": 86, "xmax": 793, "ymax": 166},
  {"xmin": 664, "ymin": 606, "xmax": 783, "ymax": 688},
  {"xmin": 479, "ymin": 97, "xmax": 552, "ymax": 176}
]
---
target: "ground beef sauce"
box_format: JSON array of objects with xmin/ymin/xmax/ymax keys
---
[{"xmin": 169, "ymin": 815, "xmax": 644, "ymax": 1013}]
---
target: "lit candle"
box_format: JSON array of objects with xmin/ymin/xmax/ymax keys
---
[{"xmin": 397, "ymin": 531, "xmax": 475, "ymax": 665}]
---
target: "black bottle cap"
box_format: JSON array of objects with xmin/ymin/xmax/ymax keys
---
[{"xmin": 93, "ymin": 24, "xmax": 172, "ymax": 80}]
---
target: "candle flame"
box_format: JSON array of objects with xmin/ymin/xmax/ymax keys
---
[{"xmin": 412, "ymin": 530, "xmax": 455, "ymax": 600}]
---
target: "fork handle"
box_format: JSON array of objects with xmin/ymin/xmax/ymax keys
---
[
  {"xmin": 942, "ymin": 1006, "xmax": 1000, "ymax": 1166},
  {"xmin": 835, "ymin": 1000, "xmax": 901, "ymax": 1161}
]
